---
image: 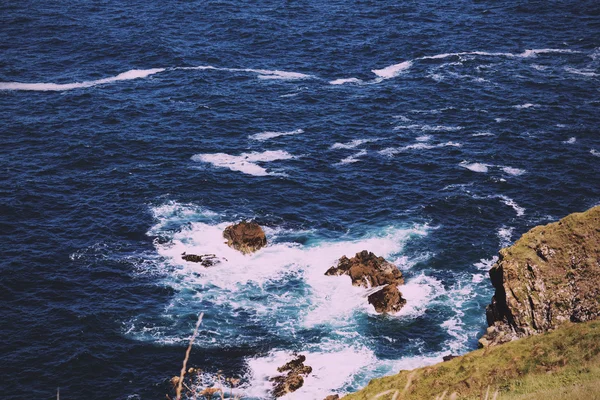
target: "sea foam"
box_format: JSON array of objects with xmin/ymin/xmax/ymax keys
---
[
  {"xmin": 191, "ymin": 150, "xmax": 295, "ymax": 176},
  {"xmin": 249, "ymin": 129, "xmax": 304, "ymax": 141},
  {"xmin": 0, "ymin": 68, "xmax": 166, "ymax": 91}
]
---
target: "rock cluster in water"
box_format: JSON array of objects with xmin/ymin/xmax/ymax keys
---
[
  {"xmin": 325, "ymin": 250, "xmax": 406, "ymax": 313},
  {"xmin": 481, "ymin": 205, "xmax": 600, "ymax": 347},
  {"xmin": 270, "ymin": 354, "xmax": 312, "ymax": 398},
  {"xmin": 223, "ymin": 221, "xmax": 267, "ymax": 254},
  {"xmin": 181, "ymin": 253, "xmax": 223, "ymax": 267}
]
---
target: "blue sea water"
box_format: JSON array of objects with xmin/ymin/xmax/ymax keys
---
[{"xmin": 1, "ymin": 1, "xmax": 600, "ymax": 399}]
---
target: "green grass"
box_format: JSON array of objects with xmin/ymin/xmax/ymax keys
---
[{"xmin": 343, "ymin": 320, "xmax": 600, "ymax": 400}]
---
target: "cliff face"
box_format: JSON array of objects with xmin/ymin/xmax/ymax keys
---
[{"xmin": 481, "ymin": 205, "xmax": 600, "ymax": 347}]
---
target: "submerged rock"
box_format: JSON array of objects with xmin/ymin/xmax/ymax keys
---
[
  {"xmin": 326, "ymin": 250, "xmax": 405, "ymax": 313},
  {"xmin": 223, "ymin": 221, "xmax": 267, "ymax": 254},
  {"xmin": 270, "ymin": 354, "xmax": 312, "ymax": 398},
  {"xmin": 481, "ymin": 205, "xmax": 600, "ymax": 347}
]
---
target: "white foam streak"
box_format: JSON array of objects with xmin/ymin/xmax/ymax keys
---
[
  {"xmin": 513, "ymin": 103, "xmax": 538, "ymax": 109},
  {"xmin": 371, "ymin": 61, "xmax": 413, "ymax": 79},
  {"xmin": 380, "ymin": 142, "xmax": 461, "ymax": 156},
  {"xmin": 459, "ymin": 161, "xmax": 489, "ymax": 173},
  {"xmin": 501, "ymin": 166, "xmax": 526, "ymax": 176},
  {"xmin": 191, "ymin": 150, "xmax": 295, "ymax": 176},
  {"xmin": 331, "ymin": 138, "xmax": 379, "ymax": 149},
  {"xmin": 329, "ymin": 78, "xmax": 363, "ymax": 85},
  {"xmin": 564, "ymin": 67, "xmax": 599, "ymax": 77},
  {"xmin": 497, "ymin": 226, "xmax": 514, "ymax": 247},
  {"xmin": 563, "ymin": 137, "xmax": 576, "ymax": 144},
  {"xmin": 0, "ymin": 68, "xmax": 166, "ymax": 91},
  {"xmin": 394, "ymin": 124, "xmax": 463, "ymax": 132},
  {"xmin": 338, "ymin": 150, "xmax": 367, "ymax": 164},
  {"xmin": 520, "ymin": 48, "xmax": 581, "ymax": 58},
  {"xmin": 249, "ymin": 129, "xmax": 303, "ymax": 141},
  {"xmin": 499, "ymin": 195, "xmax": 526, "ymax": 216},
  {"xmin": 591, "ymin": 149, "xmax": 600, "ymax": 157}
]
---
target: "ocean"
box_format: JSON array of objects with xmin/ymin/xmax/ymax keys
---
[{"xmin": 1, "ymin": 1, "xmax": 599, "ymax": 399}]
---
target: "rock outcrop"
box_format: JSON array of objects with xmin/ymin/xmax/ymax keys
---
[
  {"xmin": 325, "ymin": 250, "xmax": 405, "ymax": 313},
  {"xmin": 481, "ymin": 205, "xmax": 600, "ymax": 347},
  {"xmin": 270, "ymin": 354, "xmax": 312, "ymax": 398},
  {"xmin": 222, "ymin": 221, "xmax": 267, "ymax": 254}
]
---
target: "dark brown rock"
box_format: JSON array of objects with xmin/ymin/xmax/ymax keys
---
[
  {"xmin": 481, "ymin": 205, "xmax": 600, "ymax": 347},
  {"xmin": 270, "ymin": 355, "xmax": 312, "ymax": 398},
  {"xmin": 181, "ymin": 253, "xmax": 222, "ymax": 267},
  {"xmin": 325, "ymin": 250, "xmax": 404, "ymax": 287},
  {"xmin": 443, "ymin": 355, "xmax": 458, "ymax": 362},
  {"xmin": 323, "ymin": 395, "xmax": 340, "ymax": 400},
  {"xmin": 367, "ymin": 283, "xmax": 406, "ymax": 314},
  {"xmin": 223, "ymin": 221, "xmax": 267, "ymax": 254},
  {"xmin": 326, "ymin": 250, "xmax": 405, "ymax": 314}
]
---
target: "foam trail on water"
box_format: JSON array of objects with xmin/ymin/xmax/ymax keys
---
[
  {"xmin": 338, "ymin": 149, "xmax": 367, "ymax": 164},
  {"xmin": 191, "ymin": 150, "xmax": 295, "ymax": 176},
  {"xmin": 564, "ymin": 67, "xmax": 599, "ymax": 77},
  {"xmin": 0, "ymin": 68, "xmax": 166, "ymax": 91},
  {"xmin": 329, "ymin": 78, "xmax": 363, "ymax": 85},
  {"xmin": 499, "ymin": 195, "xmax": 526, "ymax": 216},
  {"xmin": 501, "ymin": 166, "xmax": 526, "ymax": 176},
  {"xmin": 591, "ymin": 149, "xmax": 600, "ymax": 157},
  {"xmin": 249, "ymin": 129, "xmax": 303, "ymax": 141},
  {"xmin": 394, "ymin": 124, "xmax": 463, "ymax": 132},
  {"xmin": 179, "ymin": 65, "xmax": 313, "ymax": 80},
  {"xmin": 513, "ymin": 103, "xmax": 538, "ymax": 109},
  {"xmin": 380, "ymin": 142, "xmax": 461, "ymax": 156},
  {"xmin": 563, "ymin": 137, "xmax": 576, "ymax": 144},
  {"xmin": 459, "ymin": 161, "xmax": 489, "ymax": 173},
  {"xmin": 331, "ymin": 138, "xmax": 379, "ymax": 150},
  {"xmin": 497, "ymin": 226, "xmax": 514, "ymax": 247},
  {"xmin": 371, "ymin": 61, "xmax": 413, "ymax": 79},
  {"xmin": 519, "ymin": 48, "xmax": 582, "ymax": 58}
]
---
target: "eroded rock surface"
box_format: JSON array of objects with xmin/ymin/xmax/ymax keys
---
[
  {"xmin": 481, "ymin": 205, "xmax": 600, "ymax": 347},
  {"xmin": 222, "ymin": 221, "xmax": 267, "ymax": 254},
  {"xmin": 270, "ymin": 354, "xmax": 312, "ymax": 398},
  {"xmin": 326, "ymin": 250, "xmax": 405, "ymax": 313}
]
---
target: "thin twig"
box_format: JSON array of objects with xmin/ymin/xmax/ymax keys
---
[{"xmin": 176, "ymin": 313, "xmax": 204, "ymax": 400}]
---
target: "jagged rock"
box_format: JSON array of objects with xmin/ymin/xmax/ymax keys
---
[
  {"xmin": 270, "ymin": 355, "xmax": 312, "ymax": 398},
  {"xmin": 368, "ymin": 283, "xmax": 406, "ymax": 313},
  {"xmin": 323, "ymin": 395, "xmax": 340, "ymax": 400},
  {"xmin": 223, "ymin": 221, "xmax": 267, "ymax": 254},
  {"xmin": 325, "ymin": 250, "xmax": 405, "ymax": 314},
  {"xmin": 443, "ymin": 355, "xmax": 458, "ymax": 362},
  {"xmin": 325, "ymin": 250, "xmax": 404, "ymax": 287},
  {"xmin": 181, "ymin": 253, "xmax": 223, "ymax": 267},
  {"xmin": 482, "ymin": 205, "xmax": 600, "ymax": 347}
]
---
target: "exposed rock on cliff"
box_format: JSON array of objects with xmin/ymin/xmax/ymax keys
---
[
  {"xmin": 222, "ymin": 221, "xmax": 267, "ymax": 254},
  {"xmin": 270, "ymin": 354, "xmax": 312, "ymax": 398},
  {"xmin": 325, "ymin": 250, "xmax": 405, "ymax": 313},
  {"xmin": 481, "ymin": 205, "xmax": 600, "ymax": 347}
]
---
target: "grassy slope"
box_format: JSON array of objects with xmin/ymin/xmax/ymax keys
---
[{"xmin": 343, "ymin": 320, "xmax": 600, "ymax": 400}]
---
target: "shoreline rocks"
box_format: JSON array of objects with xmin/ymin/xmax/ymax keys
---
[
  {"xmin": 325, "ymin": 250, "xmax": 405, "ymax": 314},
  {"xmin": 223, "ymin": 221, "xmax": 267, "ymax": 254},
  {"xmin": 270, "ymin": 354, "xmax": 312, "ymax": 398},
  {"xmin": 481, "ymin": 205, "xmax": 600, "ymax": 347}
]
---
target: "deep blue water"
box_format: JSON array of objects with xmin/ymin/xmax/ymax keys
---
[{"xmin": 1, "ymin": 1, "xmax": 600, "ymax": 399}]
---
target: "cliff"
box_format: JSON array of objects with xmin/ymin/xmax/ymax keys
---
[
  {"xmin": 343, "ymin": 320, "xmax": 600, "ymax": 400},
  {"xmin": 481, "ymin": 205, "xmax": 600, "ymax": 347}
]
